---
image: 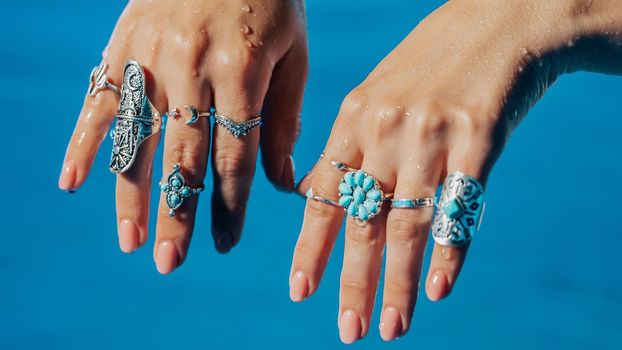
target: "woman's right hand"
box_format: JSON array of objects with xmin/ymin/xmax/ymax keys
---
[{"xmin": 59, "ymin": 0, "xmax": 308, "ymax": 272}]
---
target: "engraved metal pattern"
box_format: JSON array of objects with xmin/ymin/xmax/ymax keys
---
[
  {"xmin": 159, "ymin": 164, "xmax": 204, "ymax": 217},
  {"xmin": 87, "ymin": 63, "xmax": 120, "ymax": 97},
  {"xmin": 213, "ymin": 112, "xmax": 261, "ymax": 138},
  {"xmin": 391, "ymin": 198, "xmax": 436, "ymax": 208},
  {"xmin": 109, "ymin": 60, "xmax": 161, "ymax": 173},
  {"xmin": 431, "ymin": 172, "xmax": 485, "ymax": 247}
]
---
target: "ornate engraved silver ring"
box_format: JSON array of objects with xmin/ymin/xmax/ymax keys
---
[
  {"xmin": 159, "ymin": 164, "xmax": 204, "ymax": 217},
  {"xmin": 213, "ymin": 112, "xmax": 261, "ymax": 138},
  {"xmin": 87, "ymin": 63, "xmax": 120, "ymax": 97},
  {"xmin": 109, "ymin": 60, "xmax": 162, "ymax": 173},
  {"xmin": 431, "ymin": 172, "xmax": 485, "ymax": 247}
]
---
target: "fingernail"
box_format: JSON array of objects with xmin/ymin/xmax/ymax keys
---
[
  {"xmin": 379, "ymin": 306, "xmax": 402, "ymax": 341},
  {"xmin": 289, "ymin": 271, "xmax": 309, "ymax": 302},
  {"xmin": 428, "ymin": 271, "xmax": 447, "ymax": 301},
  {"xmin": 213, "ymin": 229, "xmax": 233, "ymax": 254},
  {"xmin": 282, "ymin": 156, "xmax": 295, "ymax": 190},
  {"xmin": 117, "ymin": 219, "xmax": 138, "ymax": 253},
  {"xmin": 58, "ymin": 160, "xmax": 77, "ymax": 191},
  {"xmin": 155, "ymin": 240, "xmax": 178, "ymax": 274},
  {"xmin": 339, "ymin": 310, "xmax": 362, "ymax": 344}
]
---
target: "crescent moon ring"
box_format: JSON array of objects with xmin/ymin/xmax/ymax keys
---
[{"xmin": 184, "ymin": 105, "xmax": 210, "ymax": 125}]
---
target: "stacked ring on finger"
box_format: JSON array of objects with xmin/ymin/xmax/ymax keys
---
[
  {"xmin": 109, "ymin": 60, "xmax": 162, "ymax": 173},
  {"xmin": 167, "ymin": 105, "xmax": 211, "ymax": 126},
  {"xmin": 431, "ymin": 171, "xmax": 485, "ymax": 247},
  {"xmin": 159, "ymin": 164, "xmax": 204, "ymax": 217},
  {"xmin": 213, "ymin": 111, "xmax": 262, "ymax": 138},
  {"xmin": 87, "ymin": 62, "xmax": 120, "ymax": 97}
]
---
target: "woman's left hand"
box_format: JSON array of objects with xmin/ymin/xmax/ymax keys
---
[{"xmin": 290, "ymin": 0, "xmax": 622, "ymax": 344}]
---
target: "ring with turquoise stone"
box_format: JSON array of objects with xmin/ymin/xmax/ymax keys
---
[
  {"xmin": 332, "ymin": 161, "xmax": 391, "ymax": 222},
  {"xmin": 391, "ymin": 198, "xmax": 436, "ymax": 208},
  {"xmin": 159, "ymin": 164, "xmax": 204, "ymax": 217},
  {"xmin": 431, "ymin": 172, "xmax": 485, "ymax": 247}
]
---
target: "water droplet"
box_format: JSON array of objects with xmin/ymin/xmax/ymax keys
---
[
  {"xmin": 245, "ymin": 40, "xmax": 255, "ymax": 48},
  {"xmin": 257, "ymin": 40, "xmax": 263, "ymax": 46},
  {"xmin": 240, "ymin": 24, "xmax": 251, "ymax": 34},
  {"xmin": 192, "ymin": 69, "xmax": 199, "ymax": 77},
  {"xmin": 242, "ymin": 4, "xmax": 252, "ymax": 13},
  {"xmin": 404, "ymin": 112, "xmax": 411, "ymax": 117},
  {"xmin": 339, "ymin": 137, "xmax": 350, "ymax": 151},
  {"xmin": 518, "ymin": 47, "xmax": 528, "ymax": 55},
  {"xmin": 518, "ymin": 66, "xmax": 524, "ymax": 73}
]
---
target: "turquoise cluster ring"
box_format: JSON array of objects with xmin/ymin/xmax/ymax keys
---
[
  {"xmin": 159, "ymin": 164, "xmax": 204, "ymax": 217},
  {"xmin": 431, "ymin": 172, "xmax": 485, "ymax": 247},
  {"xmin": 332, "ymin": 161, "xmax": 390, "ymax": 222}
]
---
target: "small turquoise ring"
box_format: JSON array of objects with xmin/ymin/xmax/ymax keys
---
[
  {"xmin": 391, "ymin": 198, "xmax": 436, "ymax": 208},
  {"xmin": 159, "ymin": 164, "xmax": 204, "ymax": 217},
  {"xmin": 332, "ymin": 161, "xmax": 392, "ymax": 222}
]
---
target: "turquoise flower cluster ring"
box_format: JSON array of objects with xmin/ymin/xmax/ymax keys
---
[
  {"xmin": 337, "ymin": 169, "xmax": 384, "ymax": 221},
  {"xmin": 159, "ymin": 164, "xmax": 204, "ymax": 217}
]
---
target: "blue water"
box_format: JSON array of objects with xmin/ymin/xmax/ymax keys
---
[{"xmin": 1, "ymin": 1, "xmax": 621, "ymax": 349}]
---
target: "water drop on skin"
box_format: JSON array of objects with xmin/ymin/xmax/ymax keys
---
[
  {"xmin": 242, "ymin": 4, "xmax": 252, "ymax": 13},
  {"xmin": 245, "ymin": 40, "xmax": 255, "ymax": 48},
  {"xmin": 518, "ymin": 47, "xmax": 528, "ymax": 55},
  {"xmin": 192, "ymin": 69, "xmax": 199, "ymax": 77},
  {"xmin": 339, "ymin": 137, "xmax": 350, "ymax": 151},
  {"xmin": 240, "ymin": 24, "xmax": 251, "ymax": 34}
]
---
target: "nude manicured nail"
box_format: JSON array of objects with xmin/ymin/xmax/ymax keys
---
[
  {"xmin": 155, "ymin": 240, "xmax": 178, "ymax": 274},
  {"xmin": 117, "ymin": 219, "xmax": 139, "ymax": 253},
  {"xmin": 58, "ymin": 160, "xmax": 77, "ymax": 191},
  {"xmin": 379, "ymin": 306, "xmax": 402, "ymax": 341},
  {"xmin": 289, "ymin": 270, "xmax": 309, "ymax": 302},
  {"xmin": 282, "ymin": 156, "xmax": 295, "ymax": 190},
  {"xmin": 428, "ymin": 271, "xmax": 448, "ymax": 301},
  {"xmin": 339, "ymin": 310, "xmax": 362, "ymax": 344}
]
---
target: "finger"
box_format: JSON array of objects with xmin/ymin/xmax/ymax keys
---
[
  {"xmin": 289, "ymin": 116, "xmax": 362, "ymax": 302},
  {"xmin": 425, "ymin": 124, "xmax": 495, "ymax": 301},
  {"xmin": 209, "ymin": 50, "xmax": 273, "ymax": 253},
  {"xmin": 379, "ymin": 155, "xmax": 442, "ymax": 341},
  {"xmin": 59, "ymin": 62, "xmax": 121, "ymax": 192},
  {"xmin": 260, "ymin": 43, "xmax": 308, "ymax": 191},
  {"xmin": 338, "ymin": 156, "xmax": 396, "ymax": 344},
  {"xmin": 114, "ymin": 61, "xmax": 166, "ymax": 255}
]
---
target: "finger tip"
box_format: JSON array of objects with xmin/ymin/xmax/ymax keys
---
[
  {"xmin": 289, "ymin": 270, "xmax": 309, "ymax": 302},
  {"xmin": 213, "ymin": 228, "xmax": 234, "ymax": 254},
  {"xmin": 58, "ymin": 160, "xmax": 78, "ymax": 191},
  {"xmin": 155, "ymin": 240, "xmax": 179, "ymax": 274}
]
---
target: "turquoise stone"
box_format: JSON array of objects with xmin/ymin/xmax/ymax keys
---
[
  {"xmin": 344, "ymin": 172, "xmax": 356, "ymax": 187},
  {"xmin": 362, "ymin": 176, "xmax": 375, "ymax": 191},
  {"xmin": 366, "ymin": 189, "xmax": 382, "ymax": 202},
  {"xmin": 443, "ymin": 198, "xmax": 464, "ymax": 220},
  {"xmin": 353, "ymin": 187, "xmax": 365, "ymax": 205},
  {"xmin": 181, "ymin": 187, "xmax": 191, "ymax": 196},
  {"xmin": 169, "ymin": 193, "xmax": 181, "ymax": 206},
  {"xmin": 339, "ymin": 182, "xmax": 353, "ymax": 195},
  {"xmin": 160, "ymin": 183, "xmax": 169, "ymax": 192},
  {"xmin": 358, "ymin": 205, "xmax": 369, "ymax": 221},
  {"xmin": 339, "ymin": 195, "xmax": 353, "ymax": 208},
  {"xmin": 347, "ymin": 202, "xmax": 358, "ymax": 216},
  {"xmin": 171, "ymin": 178, "xmax": 182, "ymax": 188},
  {"xmin": 363, "ymin": 200, "xmax": 378, "ymax": 214},
  {"xmin": 305, "ymin": 188, "xmax": 313, "ymax": 198},
  {"xmin": 354, "ymin": 170, "xmax": 365, "ymax": 186}
]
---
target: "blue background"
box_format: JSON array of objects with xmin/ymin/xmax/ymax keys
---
[{"xmin": 1, "ymin": 0, "xmax": 621, "ymax": 349}]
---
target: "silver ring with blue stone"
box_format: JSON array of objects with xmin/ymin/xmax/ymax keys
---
[
  {"xmin": 391, "ymin": 198, "xmax": 436, "ymax": 208},
  {"xmin": 159, "ymin": 164, "xmax": 204, "ymax": 217},
  {"xmin": 332, "ymin": 161, "xmax": 391, "ymax": 222},
  {"xmin": 431, "ymin": 172, "xmax": 485, "ymax": 247}
]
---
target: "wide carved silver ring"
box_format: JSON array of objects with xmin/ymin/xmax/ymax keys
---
[
  {"xmin": 213, "ymin": 112, "xmax": 262, "ymax": 138},
  {"xmin": 109, "ymin": 60, "xmax": 162, "ymax": 173},
  {"xmin": 431, "ymin": 172, "xmax": 485, "ymax": 247},
  {"xmin": 87, "ymin": 63, "xmax": 120, "ymax": 97}
]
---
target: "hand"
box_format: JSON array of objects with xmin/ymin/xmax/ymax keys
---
[
  {"xmin": 59, "ymin": 0, "xmax": 308, "ymax": 271},
  {"xmin": 291, "ymin": 0, "xmax": 621, "ymax": 343}
]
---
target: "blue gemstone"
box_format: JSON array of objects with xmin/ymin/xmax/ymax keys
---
[
  {"xmin": 366, "ymin": 189, "xmax": 382, "ymax": 202},
  {"xmin": 339, "ymin": 182, "xmax": 353, "ymax": 195},
  {"xmin": 443, "ymin": 198, "xmax": 464, "ymax": 220},
  {"xmin": 181, "ymin": 187, "xmax": 191, "ymax": 196},
  {"xmin": 354, "ymin": 170, "xmax": 365, "ymax": 187},
  {"xmin": 344, "ymin": 172, "xmax": 356, "ymax": 187},
  {"xmin": 339, "ymin": 195, "xmax": 353, "ymax": 208},
  {"xmin": 362, "ymin": 176, "xmax": 375, "ymax": 191},
  {"xmin": 358, "ymin": 205, "xmax": 369, "ymax": 221},
  {"xmin": 347, "ymin": 202, "xmax": 358, "ymax": 217},
  {"xmin": 171, "ymin": 178, "xmax": 182, "ymax": 188},
  {"xmin": 169, "ymin": 193, "xmax": 181, "ymax": 206},
  {"xmin": 363, "ymin": 200, "xmax": 378, "ymax": 214},
  {"xmin": 160, "ymin": 183, "xmax": 169, "ymax": 192},
  {"xmin": 353, "ymin": 187, "xmax": 365, "ymax": 205}
]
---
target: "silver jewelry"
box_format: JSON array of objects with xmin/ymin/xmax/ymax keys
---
[
  {"xmin": 431, "ymin": 172, "xmax": 485, "ymax": 247},
  {"xmin": 109, "ymin": 60, "xmax": 162, "ymax": 173},
  {"xmin": 159, "ymin": 164, "xmax": 204, "ymax": 217},
  {"xmin": 213, "ymin": 112, "xmax": 261, "ymax": 138},
  {"xmin": 391, "ymin": 198, "xmax": 436, "ymax": 208},
  {"xmin": 305, "ymin": 188, "xmax": 340, "ymax": 207},
  {"xmin": 167, "ymin": 105, "xmax": 210, "ymax": 125},
  {"xmin": 87, "ymin": 63, "xmax": 120, "ymax": 97}
]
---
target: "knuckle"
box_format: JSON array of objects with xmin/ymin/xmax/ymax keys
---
[
  {"xmin": 339, "ymin": 89, "xmax": 368, "ymax": 117},
  {"xmin": 346, "ymin": 222, "xmax": 382, "ymax": 245},
  {"xmin": 384, "ymin": 279, "xmax": 417, "ymax": 297},
  {"xmin": 341, "ymin": 276, "xmax": 372, "ymax": 298},
  {"xmin": 306, "ymin": 196, "xmax": 339, "ymax": 217},
  {"xmin": 168, "ymin": 142, "xmax": 204, "ymax": 172},
  {"xmin": 214, "ymin": 146, "xmax": 254, "ymax": 179}
]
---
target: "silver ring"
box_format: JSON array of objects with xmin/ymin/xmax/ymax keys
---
[
  {"xmin": 213, "ymin": 112, "xmax": 262, "ymax": 138},
  {"xmin": 167, "ymin": 106, "xmax": 211, "ymax": 125},
  {"xmin": 431, "ymin": 171, "xmax": 485, "ymax": 247},
  {"xmin": 109, "ymin": 60, "xmax": 162, "ymax": 173},
  {"xmin": 87, "ymin": 63, "xmax": 120, "ymax": 97},
  {"xmin": 159, "ymin": 164, "xmax": 204, "ymax": 217},
  {"xmin": 391, "ymin": 198, "xmax": 436, "ymax": 208},
  {"xmin": 305, "ymin": 188, "xmax": 339, "ymax": 207}
]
